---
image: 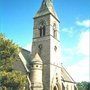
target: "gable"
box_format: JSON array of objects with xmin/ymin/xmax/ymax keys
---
[
  {"xmin": 61, "ymin": 65, "xmax": 75, "ymax": 83},
  {"xmin": 13, "ymin": 48, "xmax": 31, "ymax": 74}
]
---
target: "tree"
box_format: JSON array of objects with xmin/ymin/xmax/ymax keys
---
[
  {"xmin": 77, "ymin": 81, "xmax": 90, "ymax": 90},
  {"xmin": 87, "ymin": 82, "xmax": 90, "ymax": 90},
  {"xmin": 0, "ymin": 33, "xmax": 27, "ymax": 89},
  {"xmin": 0, "ymin": 33, "xmax": 19, "ymax": 71}
]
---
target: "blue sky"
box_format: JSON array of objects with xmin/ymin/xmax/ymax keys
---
[{"xmin": 0, "ymin": 0, "xmax": 90, "ymax": 82}]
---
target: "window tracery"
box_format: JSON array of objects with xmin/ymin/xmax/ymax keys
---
[{"xmin": 39, "ymin": 21, "xmax": 46, "ymax": 37}]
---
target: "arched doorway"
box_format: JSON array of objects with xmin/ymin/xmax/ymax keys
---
[
  {"xmin": 54, "ymin": 86, "xmax": 58, "ymax": 90},
  {"xmin": 62, "ymin": 83, "xmax": 65, "ymax": 90}
]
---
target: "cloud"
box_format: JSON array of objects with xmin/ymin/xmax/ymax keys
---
[
  {"xmin": 24, "ymin": 43, "xmax": 32, "ymax": 51},
  {"xmin": 61, "ymin": 47, "xmax": 75, "ymax": 65},
  {"xmin": 61, "ymin": 28, "xmax": 73, "ymax": 34},
  {"xmin": 62, "ymin": 30, "xmax": 90, "ymax": 82},
  {"xmin": 77, "ymin": 31, "xmax": 90, "ymax": 56},
  {"xmin": 61, "ymin": 27, "xmax": 75, "ymax": 37},
  {"xmin": 76, "ymin": 20, "xmax": 90, "ymax": 28},
  {"xmin": 67, "ymin": 57, "xmax": 89, "ymax": 82}
]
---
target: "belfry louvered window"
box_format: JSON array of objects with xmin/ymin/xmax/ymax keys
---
[{"xmin": 39, "ymin": 21, "xmax": 46, "ymax": 37}]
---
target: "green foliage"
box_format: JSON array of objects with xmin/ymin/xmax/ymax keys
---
[
  {"xmin": 87, "ymin": 83, "xmax": 90, "ymax": 90},
  {"xmin": 0, "ymin": 33, "xmax": 19, "ymax": 71},
  {"xmin": 0, "ymin": 33, "xmax": 28, "ymax": 88},
  {"xmin": 77, "ymin": 81, "xmax": 90, "ymax": 90},
  {"xmin": 0, "ymin": 70, "xmax": 27, "ymax": 87}
]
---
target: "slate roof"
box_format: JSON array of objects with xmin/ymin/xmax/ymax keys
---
[
  {"xmin": 34, "ymin": 0, "xmax": 59, "ymax": 22},
  {"xmin": 20, "ymin": 48, "xmax": 31, "ymax": 63},
  {"xmin": 61, "ymin": 65, "xmax": 75, "ymax": 83},
  {"xmin": 18, "ymin": 48, "xmax": 31, "ymax": 72}
]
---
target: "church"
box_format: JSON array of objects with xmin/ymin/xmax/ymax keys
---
[{"xmin": 13, "ymin": 0, "xmax": 77, "ymax": 90}]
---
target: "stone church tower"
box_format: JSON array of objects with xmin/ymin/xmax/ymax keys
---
[{"xmin": 31, "ymin": 0, "xmax": 62, "ymax": 90}]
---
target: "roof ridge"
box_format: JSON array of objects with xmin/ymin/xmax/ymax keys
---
[{"xmin": 20, "ymin": 47, "xmax": 31, "ymax": 53}]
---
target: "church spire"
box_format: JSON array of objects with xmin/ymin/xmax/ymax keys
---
[
  {"xmin": 42, "ymin": 0, "xmax": 53, "ymax": 5},
  {"xmin": 34, "ymin": 0, "xmax": 59, "ymax": 21},
  {"xmin": 43, "ymin": 0, "xmax": 53, "ymax": 2}
]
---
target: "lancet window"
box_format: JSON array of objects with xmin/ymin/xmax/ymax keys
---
[{"xmin": 39, "ymin": 21, "xmax": 46, "ymax": 37}]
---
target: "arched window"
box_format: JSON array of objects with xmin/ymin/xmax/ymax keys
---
[
  {"xmin": 43, "ymin": 25, "xmax": 46, "ymax": 36},
  {"xmin": 53, "ymin": 23, "xmax": 57, "ymax": 38},
  {"xmin": 39, "ymin": 26, "xmax": 42, "ymax": 37},
  {"xmin": 39, "ymin": 21, "xmax": 46, "ymax": 37}
]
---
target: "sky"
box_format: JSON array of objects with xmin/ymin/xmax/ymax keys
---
[{"xmin": 0, "ymin": 0, "xmax": 90, "ymax": 82}]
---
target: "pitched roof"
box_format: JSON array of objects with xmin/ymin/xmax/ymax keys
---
[
  {"xmin": 34, "ymin": 0, "xmax": 59, "ymax": 22},
  {"xmin": 18, "ymin": 48, "xmax": 31, "ymax": 72},
  {"xmin": 20, "ymin": 48, "xmax": 31, "ymax": 63},
  {"xmin": 61, "ymin": 65, "xmax": 75, "ymax": 83}
]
